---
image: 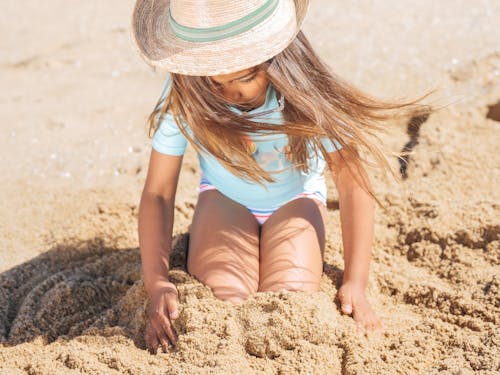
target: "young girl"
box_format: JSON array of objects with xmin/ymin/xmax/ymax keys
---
[{"xmin": 133, "ymin": 0, "xmax": 430, "ymax": 354}]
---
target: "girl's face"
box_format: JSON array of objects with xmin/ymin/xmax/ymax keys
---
[{"xmin": 210, "ymin": 67, "xmax": 269, "ymax": 110}]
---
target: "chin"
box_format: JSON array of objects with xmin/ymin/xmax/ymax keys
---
[{"xmin": 241, "ymin": 96, "xmax": 265, "ymax": 108}]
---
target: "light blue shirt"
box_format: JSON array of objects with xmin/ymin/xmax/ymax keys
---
[{"xmin": 152, "ymin": 75, "xmax": 342, "ymax": 209}]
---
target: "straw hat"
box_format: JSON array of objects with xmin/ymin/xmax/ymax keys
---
[{"xmin": 132, "ymin": 0, "xmax": 309, "ymax": 76}]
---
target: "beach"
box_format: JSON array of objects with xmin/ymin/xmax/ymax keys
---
[{"xmin": 0, "ymin": 0, "xmax": 499, "ymax": 373}]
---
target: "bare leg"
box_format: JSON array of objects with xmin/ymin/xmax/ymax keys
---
[
  {"xmin": 258, "ymin": 198, "xmax": 326, "ymax": 293},
  {"xmin": 187, "ymin": 190, "xmax": 260, "ymax": 303}
]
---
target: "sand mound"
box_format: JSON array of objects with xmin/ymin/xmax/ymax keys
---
[{"xmin": 0, "ymin": 239, "xmax": 141, "ymax": 345}]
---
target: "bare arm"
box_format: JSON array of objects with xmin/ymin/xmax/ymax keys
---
[
  {"xmin": 139, "ymin": 149, "xmax": 183, "ymax": 352},
  {"xmin": 139, "ymin": 193, "xmax": 176, "ymax": 294},
  {"xmin": 327, "ymin": 148, "xmax": 374, "ymax": 289},
  {"xmin": 139, "ymin": 150, "xmax": 183, "ymax": 292},
  {"xmin": 326, "ymin": 147, "xmax": 381, "ymax": 333}
]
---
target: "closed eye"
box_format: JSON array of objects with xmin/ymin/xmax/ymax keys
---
[{"xmin": 239, "ymin": 74, "xmax": 256, "ymax": 83}]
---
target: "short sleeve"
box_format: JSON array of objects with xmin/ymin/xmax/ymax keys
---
[
  {"xmin": 151, "ymin": 75, "xmax": 188, "ymax": 156},
  {"xmin": 152, "ymin": 112, "xmax": 188, "ymax": 156}
]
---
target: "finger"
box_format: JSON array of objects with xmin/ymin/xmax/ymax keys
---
[
  {"xmin": 352, "ymin": 309, "xmax": 365, "ymax": 326},
  {"xmin": 151, "ymin": 318, "xmax": 174, "ymax": 350},
  {"xmin": 152, "ymin": 311, "xmax": 177, "ymax": 346},
  {"xmin": 337, "ymin": 289, "xmax": 353, "ymax": 315},
  {"xmin": 367, "ymin": 321, "xmax": 376, "ymax": 332},
  {"xmin": 342, "ymin": 304, "xmax": 353, "ymax": 315},
  {"xmin": 165, "ymin": 294, "xmax": 180, "ymax": 320},
  {"xmin": 356, "ymin": 321, "xmax": 364, "ymax": 336},
  {"xmin": 158, "ymin": 313, "xmax": 178, "ymax": 346},
  {"xmin": 362, "ymin": 310, "xmax": 380, "ymax": 332},
  {"xmin": 362, "ymin": 314, "xmax": 374, "ymax": 332},
  {"xmin": 157, "ymin": 328, "xmax": 171, "ymax": 353},
  {"xmin": 149, "ymin": 334, "xmax": 159, "ymax": 354},
  {"xmin": 145, "ymin": 325, "xmax": 157, "ymax": 354},
  {"xmin": 370, "ymin": 315, "xmax": 382, "ymax": 331}
]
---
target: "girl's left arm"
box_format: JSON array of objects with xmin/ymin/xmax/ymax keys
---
[{"xmin": 326, "ymin": 147, "xmax": 382, "ymax": 333}]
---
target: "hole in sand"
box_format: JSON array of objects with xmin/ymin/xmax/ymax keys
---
[
  {"xmin": 399, "ymin": 112, "xmax": 430, "ymax": 179},
  {"xmin": 326, "ymin": 199, "xmax": 339, "ymax": 210},
  {"xmin": 486, "ymin": 100, "xmax": 500, "ymax": 122}
]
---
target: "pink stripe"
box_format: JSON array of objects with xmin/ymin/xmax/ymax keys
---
[{"xmin": 251, "ymin": 213, "xmax": 272, "ymax": 218}]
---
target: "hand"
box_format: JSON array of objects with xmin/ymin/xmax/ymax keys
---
[
  {"xmin": 336, "ymin": 281, "xmax": 383, "ymax": 335},
  {"xmin": 145, "ymin": 280, "xmax": 180, "ymax": 354}
]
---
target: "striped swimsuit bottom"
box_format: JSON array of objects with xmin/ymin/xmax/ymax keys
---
[{"xmin": 198, "ymin": 174, "xmax": 327, "ymax": 225}]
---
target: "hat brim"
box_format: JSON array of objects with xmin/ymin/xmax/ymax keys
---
[{"xmin": 132, "ymin": 0, "xmax": 309, "ymax": 76}]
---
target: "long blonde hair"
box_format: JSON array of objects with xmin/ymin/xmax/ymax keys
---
[{"xmin": 147, "ymin": 31, "xmax": 433, "ymax": 209}]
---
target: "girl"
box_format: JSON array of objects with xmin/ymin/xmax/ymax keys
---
[{"xmin": 133, "ymin": 0, "xmax": 431, "ymax": 354}]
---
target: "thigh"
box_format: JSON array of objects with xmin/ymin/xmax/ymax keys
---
[
  {"xmin": 187, "ymin": 190, "xmax": 260, "ymax": 303},
  {"xmin": 258, "ymin": 198, "xmax": 326, "ymax": 293}
]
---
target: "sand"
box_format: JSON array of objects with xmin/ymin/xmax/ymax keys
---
[{"xmin": 0, "ymin": 0, "xmax": 499, "ymax": 374}]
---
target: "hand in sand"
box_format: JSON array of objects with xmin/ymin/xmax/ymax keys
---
[
  {"xmin": 145, "ymin": 280, "xmax": 180, "ymax": 354},
  {"xmin": 336, "ymin": 282, "xmax": 383, "ymax": 335}
]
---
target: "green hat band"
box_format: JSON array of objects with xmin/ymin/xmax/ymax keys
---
[{"xmin": 169, "ymin": 0, "xmax": 279, "ymax": 43}]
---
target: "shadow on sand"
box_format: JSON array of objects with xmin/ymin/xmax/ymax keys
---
[{"xmin": 0, "ymin": 234, "xmax": 190, "ymax": 349}]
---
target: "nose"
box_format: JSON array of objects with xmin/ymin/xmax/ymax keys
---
[{"xmin": 222, "ymin": 88, "xmax": 242, "ymax": 103}]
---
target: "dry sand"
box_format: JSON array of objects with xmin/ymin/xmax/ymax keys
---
[{"xmin": 1, "ymin": 0, "xmax": 499, "ymax": 374}]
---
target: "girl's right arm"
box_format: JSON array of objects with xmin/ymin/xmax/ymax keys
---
[{"xmin": 138, "ymin": 149, "xmax": 183, "ymax": 353}]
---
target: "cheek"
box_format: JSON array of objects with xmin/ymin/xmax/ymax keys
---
[
  {"xmin": 245, "ymin": 77, "xmax": 269, "ymax": 98},
  {"xmin": 255, "ymin": 74, "xmax": 269, "ymax": 90},
  {"xmin": 245, "ymin": 85, "xmax": 263, "ymax": 98}
]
